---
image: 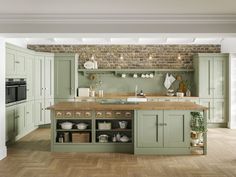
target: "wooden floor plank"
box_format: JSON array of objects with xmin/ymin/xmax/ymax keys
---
[{"xmin": 0, "ymin": 128, "xmax": 236, "ymax": 177}]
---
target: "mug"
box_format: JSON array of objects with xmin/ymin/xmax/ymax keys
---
[{"xmin": 121, "ymin": 74, "xmax": 126, "ymax": 78}]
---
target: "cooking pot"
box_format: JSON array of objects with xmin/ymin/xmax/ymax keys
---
[
  {"xmin": 60, "ymin": 122, "xmax": 73, "ymax": 130},
  {"xmin": 119, "ymin": 121, "xmax": 128, "ymax": 129},
  {"xmin": 98, "ymin": 134, "xmax": 109, "ymax": 143},
  {"xmin": 76, "ymin": 123, "xmax": 88, "ymax": 130}
]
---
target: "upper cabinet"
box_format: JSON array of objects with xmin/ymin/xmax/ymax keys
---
[
  {"xmin": 6, "ymin": 45, "xmax": 28, "ymax": 78},
  {"xmin": 54, "ymin": 53, "xmax": 78, "ymax": 99},
  {"xmin": 193, "ymin": 54, "xmax": 228, "ymax": 99},
  {"xmin": 25, "ymin": 53, "xmax": 35, "ymax": 101}
]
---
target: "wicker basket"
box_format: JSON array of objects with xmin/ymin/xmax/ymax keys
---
[
  {"xmin": 98, "ymin": 122, "xmax": 111, "ymax": 130},
  {"xmin": 72, "ymin": 132, "xmax": 90, "ymax": 143}
]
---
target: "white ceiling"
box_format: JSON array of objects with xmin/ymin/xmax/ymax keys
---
[
  {"xmin": 0, "ymin": 0, "xmax": 236, "ymax": 14},
  {"xmin": 17, "ymin": 37, "xmax": 223, "ymax": 45}
]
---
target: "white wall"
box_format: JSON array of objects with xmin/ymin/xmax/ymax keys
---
[
  {"xmin": 228, "ymin": 54, "xmax": 236, "ymax": 129},
  {"xmin": 221, "ymin": 38, "xmax": 236, "ymax": 53},
  {"xmin": 0, "ymin": 39, "xmax": 6, "ymax": 160},
  {"xmin": 221, "ymin": 38, "xmax": 236, "ymax": 129},
  {"xmin": 5, "ymin": 39, "xmax": 27, "ymax": 48}
]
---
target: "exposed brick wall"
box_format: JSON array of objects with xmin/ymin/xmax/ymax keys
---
[{"xmin": 27, "ymin": 45, "xmax": 220, "ymax": 69}]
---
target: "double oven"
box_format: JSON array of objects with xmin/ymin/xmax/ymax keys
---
[{"xmin": 6, "ymin": 79, "xmax": 27, "ymax": 104}]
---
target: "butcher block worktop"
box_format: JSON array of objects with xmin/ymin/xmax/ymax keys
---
[{"xmin": 48, "ymin": 101, "xmax": 207, "ymax": 111}]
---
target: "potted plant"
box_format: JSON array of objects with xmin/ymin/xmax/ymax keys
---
[{"xmin": 190, "ymin": 112, "xmax": 207, "ymax": 145}]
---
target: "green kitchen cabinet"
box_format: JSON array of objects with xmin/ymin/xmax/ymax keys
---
[
  {"xmin": 6, "ymin": 106, "xmax": 16, "ymax": 142},
  {"xmin": 199, "ymin": 99, "xmax": 214, "ymax": 123},
  {"xmin": 44, "ymin": 56, "xmax": 54, "ymax": 99},
  {"xmin": 136, "ymin": 110, "xmax": 163, "ymax": 148},
  {"xmin": 135, "ymin": 110, "xmax": 191, "ymax": 154},
  {"xmin": 194, "ymin": 54, "xmax": 228, "ymax": 99},
  {"xmin": 163, "ymin": 111, "xmax": 190, "ymax": 147},
  {"xmin": 54, "ymin": 54, "xmax": 78, "ymax": 99},
  {"xmin": 34, "ymin": 55, "xmax": 44, "ymax": 100},
  {"xmin": 15, "ymin": 51, "xmax": 26, "ymax": 76},
  {"xmin": 199, "ymin": 98, "xmax": 225, "ymax": 124},
  {"xmin": 14, "ymin": 103, "xmax": 26, "ymax": 138},
  {"xmin": 44, "ymin": 99, "xmax": 54, "ymax": 124},
  {"xmin": 25, "ymin": 54, "xmax": 34, "ymax": 101},
  {"xmin": 25, "ymin": 101, "xmax": 35, "ymax": 131},
  {"xmin": 34, "ymin": 100, "xmax": 44, "ymax": 125}
]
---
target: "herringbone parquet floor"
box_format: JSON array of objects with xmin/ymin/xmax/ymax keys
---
[{"xmin": 0, "ymin": 128, "xmax": 236, "ymax": 177}]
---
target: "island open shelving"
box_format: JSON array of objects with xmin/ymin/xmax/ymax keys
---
[{"xmin": 49, "ymin": 101, "xmax": 207, "ymax": 154}]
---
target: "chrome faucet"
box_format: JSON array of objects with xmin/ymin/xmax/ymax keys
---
[{"xmin": 135, "ymin": 85, "xmax": 138, "ymax": 97}]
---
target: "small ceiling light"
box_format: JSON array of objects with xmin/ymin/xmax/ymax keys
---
[
  {"xmin": 177, "ymin": 53, "xmax": 181, "ymax": 60},
  {"xmin": 120, "ymin": 54, "xmax": 124, "ymax": 60},
  {"xmin": 149, "ymin": 54, "xmax": 153, "ymax": 60}
]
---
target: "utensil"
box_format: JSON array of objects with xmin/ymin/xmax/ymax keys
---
[
  {"xmin": 76, "ymin": 123, "xmax": 88, "ymax": 130},
  {"xmin": 119, "ymin": 121, "xmax": 128, "ymax": 129},
  {"xmin": 84, "ymin": 61, "xmax": 94, "ymax": 69},
  {"xmin": 98, "ymin": 134, "xmax": 109, "ymax": 143},
  {"xmin": 60, "ymin": 122, "xmax": 73, "ymax": 130},
  {"xmin": 120, "ymin": 135, "xmax": 129, "ymax": 143}
]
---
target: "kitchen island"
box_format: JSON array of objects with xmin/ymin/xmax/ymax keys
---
[{"xmin": 48, "ymin": 101, "xmax": 207, "ymax": 155}]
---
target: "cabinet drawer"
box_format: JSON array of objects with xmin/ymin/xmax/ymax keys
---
[
  {"xmin": 95, "ymin": 111, "xmax": 105, "ymax": 118},
  {"xmin": 64, "ymin": 111, "xmax": 74, "ymax": 118},
  {"xmin": 55, "ymin": 111, "xmax": 74, "ymax": 118},
  {"xmin": 74, "ymin": 111, "xmax": 84, "ymax": 118},
  {"xmin": 105, "ymin": 111, "xmax": 113, "ymax": 118},
  {"xmin": 124, "ymin": 111, "xmax": 133, "ymax": 118},
  {"xmin": 55, "ymin": 111, "xmax": 64, "ymax": 118}
]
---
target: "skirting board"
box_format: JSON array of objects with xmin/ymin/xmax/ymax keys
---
[{"xmin": 0, "ymin": 145, "xmax": 7, "ymax": 160}]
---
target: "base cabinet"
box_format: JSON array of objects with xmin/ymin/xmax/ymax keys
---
[
  {"xmin": 135, "ymin": 110, "xmax": 191, "ymax": 154},
  {"xmin": 6, "ymin": 102, "xmax": 36, "ymax": 143},
  {"xmin": 200, "ymin": 98, "xmax": 225, "ymax": 124}
]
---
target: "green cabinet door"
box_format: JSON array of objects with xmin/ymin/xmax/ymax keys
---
[
  {"xmin": 44, "ymin": 99, "xmax": 54, "ymax": 124},
  {"xmin": 136, "ymin": 110, "xmax": 164, "ymax": 148},
  {"xmin": 34, "ymin": 100, "xmax": 44, "ymax": 126},
  {"xmin": 15, "ymin": 104, "xmax": 26, "ymax": 136},
  {"xmin": 54, "ymin": 54, "xmax": 75, "ymax": 99},
  {"xmin": 213, "ymin": 56, "xmax": 226, "ymax": 98},
  {"xmin": 5, "ymin": 48, "xmax": 16, "ymax": 77},
  {"xmin": 213, "ymin": 99, "xmax": 225, "ymax": 123},
  {"xmin": 25, "ymin": 101, "xmax": 35, "ymax": 131},
  {"xmin": 199, "ymin": 99, "xmax": 214, "ymax": 123},
  {"xmin": 6, "ymin": 106, "xmax": 16, "ymax": 142},
  {"xmin": 44, "ymin": 56, "xmax": 54, "ymax": 99},
  {"xmin": 163, "ymin": 111, "xmax": 190, "ymax": 147},
  {"xmin": 25, "ymin": 54, "xmax": 34, "ymax": 101},
  {"xmin": 34, "ymin": 56, "xmax": 44, "ymax": 100},
  {"xmin": 198, "ymin": 56, "xmax": 214, "ymax": 98},
  {"xmin": 15, "ymin": 51, "xmax": 26, "ymax": 77}
]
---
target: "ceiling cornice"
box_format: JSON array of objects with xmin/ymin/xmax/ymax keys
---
[{"xmin": 0, "ymin": 13, "xmax": 236, "ymax": 24}]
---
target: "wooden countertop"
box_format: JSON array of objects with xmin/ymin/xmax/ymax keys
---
[{"xmin": 48, "ymin": 101, "xmax": 207, "ymax": 111}]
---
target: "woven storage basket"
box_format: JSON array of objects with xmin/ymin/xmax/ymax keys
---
[{"xmin": 72, "ymin": 132, "xmax": 90, "ymax": 143}]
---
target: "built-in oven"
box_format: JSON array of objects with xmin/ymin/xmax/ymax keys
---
[{"xmin": 6, "ymin": 79, "xmax": 27, "ymax": 104}]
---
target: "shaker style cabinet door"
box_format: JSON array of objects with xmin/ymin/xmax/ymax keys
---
[
  {"xmin": 15, "ymin": 104, "xmax": 26, "ymax": 137},
  {"xmin": 213, "ymin": 99, "xmax": 225, "ymax": 123},
  {"xmin": 44, "ymin": 99, "xmax": 54, "ymax": 124},
  {"xmin": 136, "ymin": 110, "xmax": 164, "ymax": 148},
  {"xmin": 34, "ymin": 56, "xmax": 44, "ymax": 100},
  {"xmin": 15, "ymin": 51, "xmax": 26, "ymax": 77},
  {"xmin": 5, "ymin": 48, "xmax": 16, "ymax": 77},
  {"xmin": 199, "ymin": 99, "xmax": 214, "ymax": 123},
  {"xmin": 34, "ymin": 100, "xmax": 44, "ymax": 126},
  {"xmin": 25, "ymin": 54, "xmax": 34, "ymax": 101},
  {"xmin": 213, "ymin": 56, "xmax": 226, "ymax": 99},
  {"xmin": 25, "ymin": 101, "xmax": 35, "ymax": 131},
  {"xmin": 163, "ymin": 111, "xmax": 190, "ymax": 148},
  {"xmin": 198, "ymin": 56, "xmax": 214, "ymax": 98},
  {"xmin": 6, "ymin": 106, "xmax": 16, "ymax": 142},
  {"xmin": 54, "ymin": 54, "xmax": 75, "ymax": 99},
  {"xmin": 44, "ymin": 56, "xmax": 54, "ymax": 99}
]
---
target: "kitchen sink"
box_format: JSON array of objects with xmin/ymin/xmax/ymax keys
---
[
  {"xmin": 99, "ymin": 101, "xmax": 139, "ymax": 105},
  {"xmin": 127, "ymin": 97, "xmax": 148, "ymax": 102}
]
